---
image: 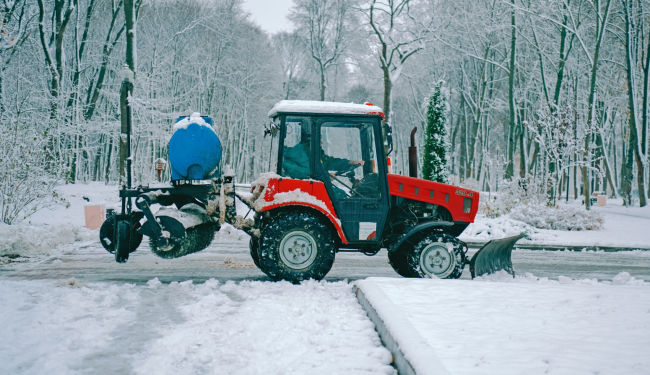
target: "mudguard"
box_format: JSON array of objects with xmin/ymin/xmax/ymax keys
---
[
  {"xmin": 261, "ymin": 202, "xmax": 348, "ymax": 244},
  {"xmin": 388, "ymin": 221, "xmax": 454, "ymax": 252}
]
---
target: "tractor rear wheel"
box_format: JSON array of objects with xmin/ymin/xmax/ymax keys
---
[
  {"xmin": 258, "ymin": 211, "xmax": 336, "ymax": 283},
  {"xmin": 392, "ymin": 232, "xmax": 466, "ymax": 279}
]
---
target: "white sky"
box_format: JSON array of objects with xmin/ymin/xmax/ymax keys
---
[{"xmin": 241, "ymin": 0, "xmax": 295, "ymax": 35}]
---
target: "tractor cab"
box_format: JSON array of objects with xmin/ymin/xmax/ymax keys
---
[{"xmin": 267, "ymin": 102, "xmax": 390, "ymax": 246}]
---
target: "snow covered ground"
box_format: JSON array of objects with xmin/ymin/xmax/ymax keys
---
[
  {"xmin": 0, "ymin": 278, "xmax": 394, "ymax": 375},
  {"xmin": 357, "ymin": 275, "xmax": 650, "ymax": 375},
  {"xmin": 1, "ymin": 183, "xmax": 650, "ymax": 374},
  {"xmin": 460, "ymin": 197, "xmax": 650, "ymax": 249}
]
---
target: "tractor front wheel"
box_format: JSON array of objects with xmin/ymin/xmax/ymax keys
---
[
  {"xmin": 258, "ymin": 211, "xmax": 336, "ymax": 283},
  {"xmin": 391, "ymin": 232, "xmax": 466, "ymax": 279}
]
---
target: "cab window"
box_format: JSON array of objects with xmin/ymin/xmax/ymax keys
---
[
  {"xmin": 320, "ymin": 122, "xmax": 380, "ymax": 200},
  {"xmin": 280, "ymin": 116, "xmax": 312, "ymax": 179}
]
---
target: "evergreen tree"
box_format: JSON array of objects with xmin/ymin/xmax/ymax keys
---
[{"xmin": 421, "ymin": 81, "xmax": 449, "ymax": 183}]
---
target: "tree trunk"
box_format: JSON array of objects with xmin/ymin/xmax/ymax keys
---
[
  {"xmin": 583, "ymin": 0, "xmax": 612, "ymax": 210},
  {"xmin": 505, "ymin": 1, "xmax": 516, "ymax": 180},
  {"xmin": 125, "ymin": 0, "xmax": 136, "ymax": 73},
  {"xmin": 622, "ymin": 0, "xmax": 647, "ymax": 206},
  {"xmin": 319, "ymin": 62, "xmax": 326, "ymax": 101},
  {"xmin": 518, "ymin": 108, "xmax": 527, "ymax": 177},
  {"xmin": 459, "ymin": 95, "xmax": 468, "ymax": 181}
]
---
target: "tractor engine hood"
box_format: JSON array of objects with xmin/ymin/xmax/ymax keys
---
[{"xmin": 387, "ymin": 174, "xmax": 479, "ymax": 223}]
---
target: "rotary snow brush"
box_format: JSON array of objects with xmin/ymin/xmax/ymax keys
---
[{"xmin": 101, "ymin": 112, "xmax": 239, "ymax": 263}]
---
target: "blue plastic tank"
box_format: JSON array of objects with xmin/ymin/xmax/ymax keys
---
[{"xmin": 169, "ymin": 114, "xmax": 222, "ymax": 180}]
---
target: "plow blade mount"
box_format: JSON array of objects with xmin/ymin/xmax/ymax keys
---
[{"xmin": 469, "ymin": 234, "xmax": 525, "ymax": 278}]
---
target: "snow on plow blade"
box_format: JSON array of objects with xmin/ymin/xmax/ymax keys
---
[{"xmin": 469, "ymin": 234, "xmax": 525, "ymax": 278}]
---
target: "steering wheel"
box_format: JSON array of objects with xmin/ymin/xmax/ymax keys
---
[{"xmin": 334, "ymin": 163, "xmax": 359, "ymax": 176}]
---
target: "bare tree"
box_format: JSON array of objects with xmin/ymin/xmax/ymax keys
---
[
  {"xmin": 619, "ymin": 0, "xmax": 646, "ymax": 207},
  {"xmin": 272, "ymin": 31, "xmax": 310, "ymax": 100},
  {"xmin": 361, "ymin": 0, "xmax": 433, "ymax": 148},
  {"xmin": 289, "ymin": 0, "xmax": 348, "ymax": 101}
]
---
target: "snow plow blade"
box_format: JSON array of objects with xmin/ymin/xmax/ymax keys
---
[{"xmin": 469, "ymin": 234, "xmax": 525, "ymax": 278}]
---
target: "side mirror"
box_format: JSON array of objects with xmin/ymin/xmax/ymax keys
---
[{"xmin": 264, "ymin": 120, "xmax": 279, "ymax": 138}]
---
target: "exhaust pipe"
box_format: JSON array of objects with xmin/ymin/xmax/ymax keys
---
[{"xmin": 409, "ymin": 127, "xmax": 417, "ymax": 178}]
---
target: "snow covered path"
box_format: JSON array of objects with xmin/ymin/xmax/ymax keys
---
[
  {"xmin": 3, "ymin": 237, "xmax": 650, "ymax": 283},
  {"xmin": 357, "ymin": 276, "xmax": 650, "ymax": 375},
  {"xmin": 0, "ymin": 279, "xmax": 394, "ymax": 375}
]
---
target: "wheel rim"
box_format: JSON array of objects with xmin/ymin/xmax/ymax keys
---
[
  {"xmin": 420, "ymin": 242, "xmax": 456, "ymax": 278},
  {"xmin": 279, "ymin": 230, "xmax": 318, "ymax": 270}
]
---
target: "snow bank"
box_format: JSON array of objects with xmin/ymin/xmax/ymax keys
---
[
  {"xmin": 357, "ymin": 276, "xmax": 650, "ymax": 375},
  {"xmin": 460, "ymin": 215, "xmax": 538, "ymax": 241},
  {"xmin": 460, "ymin": 203, "xmax": 649, "ymax": 248},
  {"xmin": 0, "ymin": 279, "xmax": 394, "ymax": 375},
  {"xmin": 0, "ymin": 223, "xmax": 94, "ymax": 257},
  {"xmin": 510, "ymin": 204, "xmax": 603, "ymax": 231},
  {"xmin": 23, "ymin": 182, "xmax": 120, "ymax": 227},
  {"xmin": 474, "ymin": 270, "xmax": 648, "ymax": 286}
]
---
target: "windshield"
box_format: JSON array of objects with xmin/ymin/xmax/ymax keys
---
[{"xmin": 320, "ymin": 121, "xmax": 380, "ymax": 200}]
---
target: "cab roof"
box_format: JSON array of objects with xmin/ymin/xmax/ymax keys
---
[{"xmin": 268, "ymin": 100, "xmax": 385, "ymax": 119}]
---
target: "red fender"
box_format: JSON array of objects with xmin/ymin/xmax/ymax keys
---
[{"xmin": 259, "ymin": 178, "xmax": 348, "ymax": 244}]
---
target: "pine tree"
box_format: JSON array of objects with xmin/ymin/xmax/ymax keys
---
[{"xmin": 421, "ymin": 80, "xmax": 449, "ymax": 183}]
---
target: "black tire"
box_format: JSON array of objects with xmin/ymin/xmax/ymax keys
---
[
  {"xmin": 100, "ymin": 218, "xmax": 116, "ymax": 253},
  {"xmin": 258, "ymin": 211, "xmax": 336, "ymax": 283},
  {"xmin": 100, "ymin": 213, "xmax": 143, "ymax": 254},
  {"xmin": 150, "ymin": 223, "xmax": 216, "ymax": 259},
  {"xmin": 115, "ymin": 220, "xmax": 130, "ymax": 263},
  {"xmin": 249, "ymin": 237, "xmax": 262, "ymax": 269},
  {"xmin": 393, "ymin": 232, "xmax": 465, "ymax": 279},
  {"xmin": 388, "ymin": 246, "xmax": 414, "ymax": 277},
  {"xmin": 129, "ymin": 212, "xmax": 144, "ymax": 252}
]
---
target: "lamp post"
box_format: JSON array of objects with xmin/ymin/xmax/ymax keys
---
[{"xmin": 119, "ymin": 64, "xmax": 134, "ymax": 214}]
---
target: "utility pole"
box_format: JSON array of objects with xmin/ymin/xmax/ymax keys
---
[
  {"xmin": 119, "ymin": 0, "xmax": 136, "ymax": 185},
  {"xmin": 119, "ymin": 65, "xmax": 134, "ymax": 186}
]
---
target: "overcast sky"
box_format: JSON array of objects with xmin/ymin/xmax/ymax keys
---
[{"xmin": 241, "ymin": 0, "xmax": 295, "ymax": 34}]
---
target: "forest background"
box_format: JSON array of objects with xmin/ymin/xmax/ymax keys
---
[{"xmin": 1, "ymin": 0, "xmax": 649, "ymax": 225}]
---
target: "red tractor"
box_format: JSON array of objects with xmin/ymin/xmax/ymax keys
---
[{"xmin": 102, "ymin": 100, "xmax": 522, "ymax": 282}]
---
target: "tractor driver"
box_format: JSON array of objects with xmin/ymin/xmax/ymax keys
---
[
  {"xmin": 282, "ymin": 124, "xmax": 364, "ymax": 199},
  {"xmin": 320, "ymin": 140, "xmax": 364, "ymax": 199}
]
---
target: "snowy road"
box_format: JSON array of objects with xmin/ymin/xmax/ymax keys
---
[{"xmin": 2, "ymin": 238, "xmax": 649, "ymax": 283}]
